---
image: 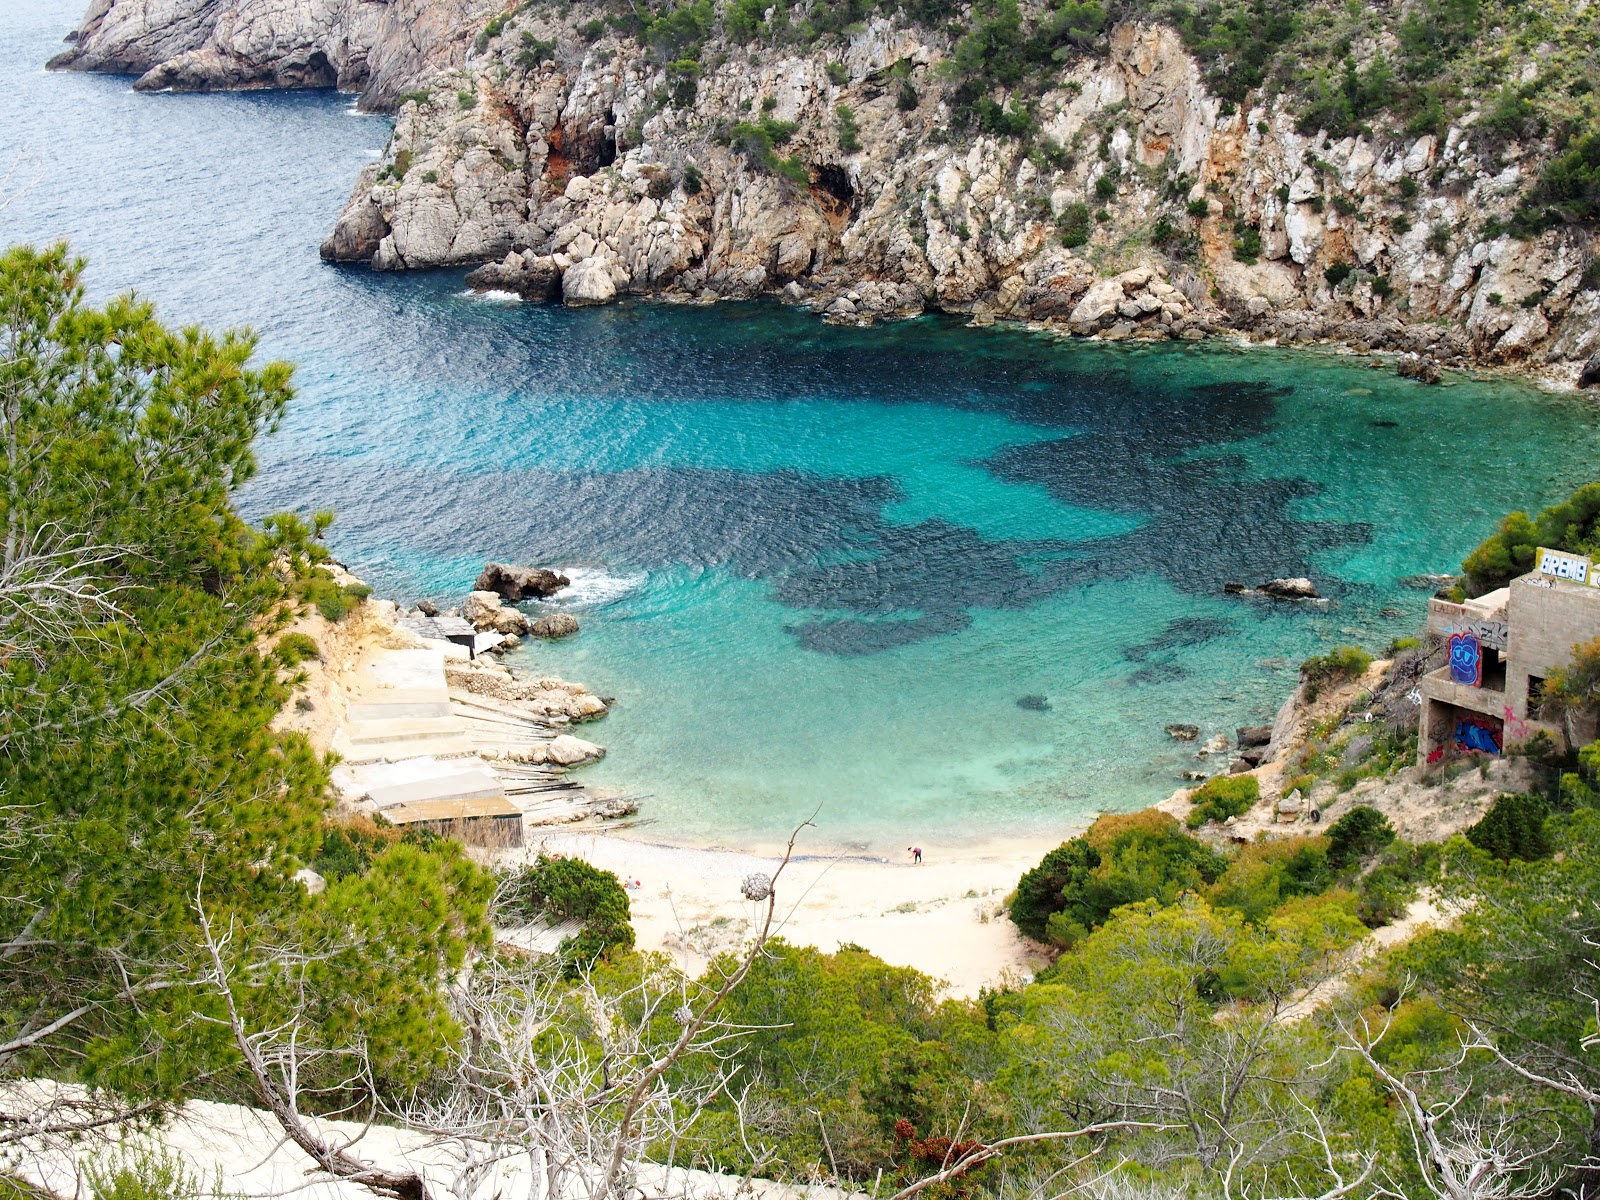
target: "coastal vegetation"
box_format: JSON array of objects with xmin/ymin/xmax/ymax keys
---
[{"xmin": 6, "ymin": 242, "xmax": 1600, "ymax": 1198}]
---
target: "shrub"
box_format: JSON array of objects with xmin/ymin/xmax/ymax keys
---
[
  {"xmin": 500, "ymin": 855, "xmax": 635, "ymax": 973},
  {"xmin": 1058, "ymin": 201, "xmax": 1092, "ymax": 248},
  {"xmin": 682, "ymin": 162, "xmax": 704, "ymax": 194},
  {"xmin": 836, "ymin": 104, "xmax": 861, "ymax": 153},
  {"xmin": 457, "ymin": 89, "xmax": 476, "ymax": 110},
  {"xmin": 1186, "ymin": 197, "xmax": 1210, "ymax": 218},
  {"xmin": 1514, "ymin": 132, "xmax": 1600, "ymax": 233},
  {"xmin": 1232, "ymin": 225, "xmax": 1262, "ymax": 263},
  {"xmin": 827, "ymin": 61, "xmax": 849, "ymax": 85},
  {"xmin": 84, "ymin": 1147, "xmax": 220, "ymax": 1200},
  {"xmin": 1207, "ymin": 836, "xmax": 1332, "ymax": 922},
  {"xmin": 1372, "ymin": 274, "xmax": 1392, "ymax": 297},
  {"xmin": 273, "ymin": 632, "xmax": 321, "ymax": 667},
  {"xmin": 1323, "ymin": 260, "xmax": 1353, "ymax": 287},
  {"xmin": 666, "ymin": 58, "xmax": 700, "ymax": 106},
  {"xmin": 298, "ymin": 571, "xmax": 371, "ymax": 623},
  {"xmin": 1300, "ymin": 645, "xmax": 1371, "ymax": 701},
  {"xmin": 1466, "ymin": 793, "xmax": 1552, "ymax": 862},
  {"xmin": 579, "ymin": 18, "xmax": 607, "ymax": 41},
  {"xmin": 1186, "ymin": 774, "xmax": 1259, "ymax": 827},
  {"xmin": 1325, "ymin": 805, "xmax": 1395, "ymax": 871},
  {"xmin": 1094, "ymin": 172, "xmax": 1117, "ymax": 201},
  {"xmin": 897, "ymin": 81, "xmax": 920, "ymax": 111},
  {"xmin": 1010, "ymin": 811, "xmax": 1226, "ymax": 946}
]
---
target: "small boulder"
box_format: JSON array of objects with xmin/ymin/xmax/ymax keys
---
[
  {"xmin": 1223, "ymin": 581, "xmax": 1251, "ymax": 595},
  {"xmin": 546, "ymin": 733, "xmax": 604, "ymax": 766},
  {"xmin": 1259, "ymin": 577, "xmax": 1321, "ymax": 600},
  {"xmin": 492, "ymin": 608, "xmax": 532, "ymax": 636},
  {"xmin": 1165, "ymin": 723, "xmax": 1200, "ymax": 741},
  {"xmin": 475, "ymin": 563, "xmax": 571, "ymax": 600},
  {"xmin": 1581, "ymin": 350, "xmax": 1600, "ymax": 389},
  {"xmin": 462, "ymin": 590, "xmax": 505, "ymax": 630},
  {"xmin": 1397, "ymin": 353, "xmax": 1442, "ymax": 384},
  {"xmin": 529, "ymin": 613, "xmax": 580, "ymax": 639},
  {"xmin": 569, "ymin": 693, "xmax": 608, "ymax": 719},
  {"xmin": 1236, "ymin": 725, "xmax": 1272, "ymax": 748},
  {"xmin": 416, "ymin": 598, "xmax": 440, "ymax": 617},
  {"xmin": 562, "ymin": 257, "xmax": 618, "ymax": 306}
]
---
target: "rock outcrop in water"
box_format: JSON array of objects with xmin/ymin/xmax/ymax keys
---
[
  {"xmin": 50, "ymin": 0, "xmax": 1600, "ymax": 380},
  {"xmin": 47, "ymin": 0, "xmax": 497, "ymax": 110}
]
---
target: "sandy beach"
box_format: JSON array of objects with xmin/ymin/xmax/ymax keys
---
[{"xmin": 513, "ymin": 827, "xmax": 1057, "ymax": 997}]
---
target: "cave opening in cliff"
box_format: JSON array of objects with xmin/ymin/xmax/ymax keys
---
[
  {"xmin": 812, "ymin": 163, "xmax": 856, "ymax": 224},
  {"xmin": 297, "ymin": 50, "xmax": 337, "ymax": 89},
  {"xmin": 598, "ymin": 109, "xmax": 618, "ymax": 168}
]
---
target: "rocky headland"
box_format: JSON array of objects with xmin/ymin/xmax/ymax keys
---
[{"xmin": 49, "ymin": 0, "xmax": 1600, "ymax": 381}]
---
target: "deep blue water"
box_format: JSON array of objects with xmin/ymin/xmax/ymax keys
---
[{"xmin": 7, "ymin": 0, "xmax": 1600, "ymax": 850}]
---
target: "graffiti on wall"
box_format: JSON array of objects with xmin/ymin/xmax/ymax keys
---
[
  {"xmin": 1454, "ymin": 717, "xmax": 1503, "ymax": 755},
  {"xmin": 1449, "ymin": 631, "xmax": 1484, "ymax": 686},
  {"xmin": 1431, "ymin": 602, "xmax": 1508, "ymax": 649}
]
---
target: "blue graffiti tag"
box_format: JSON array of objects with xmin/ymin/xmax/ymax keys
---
[
  {"xmin": 1448, "ymin": 632, "xmax": 1483, "ymax": 686},
  {"xmin": 1454, "ymin": 719, "xmax": 1501, "ymax": 755}
]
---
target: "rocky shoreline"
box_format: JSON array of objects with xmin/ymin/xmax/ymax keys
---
[{"xmin": 45, "ymin": 0, "xmax": 1600, "ymax": 386}]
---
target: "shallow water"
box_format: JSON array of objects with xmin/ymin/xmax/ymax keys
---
[{"xmin": 7, "ymin": 0, "xmax": 1599, "ymax": 850}]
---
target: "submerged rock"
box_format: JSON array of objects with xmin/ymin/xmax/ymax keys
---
[
  {"xmin": 1259, "ymin": 577, "xmax": 1321, "ymax": 600},
  {"xmin": 1016, "ymin": 693, "xmax": 1052, "ymax": 712},
  {"xmin": 528, "ymin": 612, "xmax": 580, "ymax": 639},
  {"xmin": 1397, "ymin": 354, "xmax": 1442, "ymax": 384},
  {"xmin": 1165, "ymin": 723, "xmax": 1200, "ymax": 741}
]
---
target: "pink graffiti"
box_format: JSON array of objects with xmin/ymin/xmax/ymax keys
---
[
  {"xmin": 1426, "ymin": 745, "xmax": 1445, "ymax": 765},
  {"xmin": 1503, "ymin": 706, "xmax": 1530, "ymax": 740}
]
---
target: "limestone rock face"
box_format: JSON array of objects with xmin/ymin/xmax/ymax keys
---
[
  {"xmin": 50, "ymin": 0, "xmax": 498, "ymax": 110},
  {"xmin": 561, "ymin": 256, "xmax": 618, "ymax": 306},
  {"xmin": 55, "ymin": 0, "xmax": 1600, "ymax": 378}
]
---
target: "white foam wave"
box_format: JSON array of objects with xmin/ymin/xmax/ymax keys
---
[
  {"xmin": 553, "ymin": 567, "xmax": 648, "ymax": 607},
  {"xmin": 459, "ymin": 288, "xmax": 523, "ymax": 303}
]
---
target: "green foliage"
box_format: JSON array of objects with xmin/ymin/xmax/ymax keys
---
[
  {"xmin": 1465, "ymin": 792, "xmax": 1552, "ymax": 862},
  {"xmin": 273, "ymin": 631, "xmax": 321, "ymax": 667},
  {"xmin": 501, "ymin": 855, "xmax": 635, "ymax": 972},
  {"xmin": 1323, "ymin": 260, "xmax": 1353, "ymax": 287},
  {"xmin": 473, "ymin": 13, "xmax": 506, "ymax": 52},
  {"xmin": 835, "ymin": 104, "xmax": 861, "ymax": 153},
  {"xmin": 1186, "ymin": 773, "xmax": 1260, "ymax": 827},
  {"xmin": 0, "ymin": 244, "xmax": 493, "ymax": 1111},
  {"xmin": 1232, "ymin": 224, "xmax": 1263, "ymax": 263},
  {"xmin": 681, "ymin": 161, "xmax": 704, "ymax": 194},
  {"xmin": 1205, "ymin": 836, "xmax": 1333, "ymax": 922},
  {"xmin": 298, "ymin": 569, "xmax": 371, "ymax": 622},
  {"xmin": 1516, "ymin": 131, "xmax": 1600, "ymax": 232},
  {"xmin": 1057, "ymin": 200, "xmax": 1092, "ymax": 248},
  {"xmin": 1300, "ymin": 644, "xmax": 1372, "ymax": 701},
  {"xmin": 457, "ymin": 88, "xmax": 476, "ymax": 109},
  {"xmin": 84, "ymin": 1147, "xmax": 225, "ymax": 1200},
  {"xmin": 1011, "ymin": 811, "xmax": 1227, "ymax": 947},
  {"xmin": 517, "ymin": 33, "xmax": 556, "ymax": 70},
  {"xmin": 1461, "ymin": 481, "xmax": 1600, "ymax": 593},
  {"xmin": 1186, "ymin": 196, "xmax": 1210, "ymax": 217},
  {"xmin": 1094, "ymin": 172, "xmax": 1117, "ymax": 201},
  {"xmin": 826, "ymin": 60, "xmax": 848, "ymax": 85},
  {"xmin": 731, "ymin": 117, "xmax": 807, "ymax": 184},
  {"xmin": 1325, "ymin": 805, "xmax": 1395, "ymax": 871},
  {"xmin": 666, "ymin": 57, "xmax": 700, "ymax": 106}
]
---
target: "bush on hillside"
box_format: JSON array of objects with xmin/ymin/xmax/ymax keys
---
[
  {"xmin": 1010, "ymin": 811, "xmax": 1228, "ymax": 947},
  {"xmin": 1300, "ymin": 645, "xmax": 1372, "ymax": 701},
  {"xmin": 501, "ymin": 855, "xmax": 635, "ymax": 972},
  {"xmin": 1325, "ymin": 805, "xmax": 1395, "ymax": 871},
  {"xmin": 1466, "ymin": 792, "xmax": 1552, "ymax": 862},
  {"xmin": 273, "ymin": 631, "xmax": 321, "ymax": 667},
  {"xmin": 1186, "ymin": 774, "xmax": 1260, "ymax": 827}
]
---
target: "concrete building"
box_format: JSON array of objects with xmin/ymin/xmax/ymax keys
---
[{"xmin": 1419, "ymin": 547, "xmax": 1600, "ymax": 766}]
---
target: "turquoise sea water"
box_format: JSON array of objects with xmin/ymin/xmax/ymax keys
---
[{"xmin": 7, "ymin": 0, "xmax": 1600, "ymax": 850}]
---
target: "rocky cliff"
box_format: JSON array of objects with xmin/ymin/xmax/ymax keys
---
[
  {"xmin": 52, "ymin": 0, "xmax": 1600, "ymax": 381},
  {"xmin": 48, "ymin": 0, "xmax": 498, "ymax": 109}
]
